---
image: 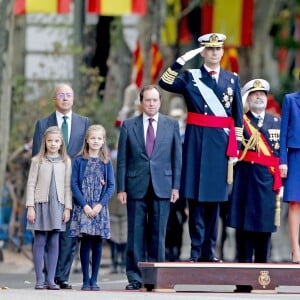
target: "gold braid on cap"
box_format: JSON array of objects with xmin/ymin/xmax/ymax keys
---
[
  {"xmin": 252, "ymin": 80, "xmax": 263, "ymax": 89},
  {"xmin": 209, "ymin": 34, "xmax": 219, "ymax": 43}
]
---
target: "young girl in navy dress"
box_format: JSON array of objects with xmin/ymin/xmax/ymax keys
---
[
  {"xmin": 70, "ymin": 124, "xmax": 115, "ymax": 291},
  {"xmin": 26, "ymin": 126, "xmax": 72, "ymax": 290}
]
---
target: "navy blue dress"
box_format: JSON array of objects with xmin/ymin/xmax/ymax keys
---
[{"xmin": 70, "ymin": 157, "xmax": 110, "ymax": 239}]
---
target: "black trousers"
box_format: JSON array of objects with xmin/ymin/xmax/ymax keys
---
[{"xmin": 235, "ymin": 229, "xmax": 272, "ymax": 263}]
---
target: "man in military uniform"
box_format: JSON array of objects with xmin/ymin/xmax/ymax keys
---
[
  {"xmin": 159, "ymin": 33, "xmax": 243, "ymax": 262},
  {"xmin": 227, "ymin": 79, "xmax": 281, "ymax": 286}
]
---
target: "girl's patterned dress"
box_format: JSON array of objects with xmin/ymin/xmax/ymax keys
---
[{"xmin": 70, "ymin": 157, "xmax": 110, "ymax": 238}]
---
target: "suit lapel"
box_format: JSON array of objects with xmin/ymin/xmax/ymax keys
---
[
  {"xmin": 47, "ymin": 112, "xmax": 58, "ymax": 127},
  {"xmin": 153, "ymin": 114, "xmax": 165, "ymax": 154},
  {"xmin": 68, "ymin": 112, "xmax": 78, "ymax": 152},
  {"xmin": 133, "ymin": 115, "xmax": 145, "ymax": 150}
]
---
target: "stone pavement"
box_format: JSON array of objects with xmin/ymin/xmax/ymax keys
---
[{"xmin": 1, "ymin": 244, "xmax": 300, "ymax": 299}]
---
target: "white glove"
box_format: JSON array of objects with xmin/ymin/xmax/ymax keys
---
[
  {"xmin": 176, "ymin": 47, "xmax": 205, "ymax": 65},
  {"xmin": 229, "ymin": 157, "xmax": 238, "ymax": 164}
]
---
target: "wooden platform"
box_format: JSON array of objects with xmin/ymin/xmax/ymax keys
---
[{"xmin": 138, "ymin": 262, "xmax": 300, "ymax": 292}]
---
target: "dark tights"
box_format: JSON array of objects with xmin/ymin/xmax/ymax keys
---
[
  {"xmin": 33, "ymin": 231, "xmax": 59, "ymax": 285},
  {"xmin": 80, "ymin": 235, "xmax": 103, "ymax": 286}
]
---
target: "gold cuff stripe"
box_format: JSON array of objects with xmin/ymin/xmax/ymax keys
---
[{"xmin": 161, "ymin": 68, "xmax": 178, "ymax": 84}]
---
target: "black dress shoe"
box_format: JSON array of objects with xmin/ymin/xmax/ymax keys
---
[
  {"xmin": 234, "ymin": 285, "xmax": 253, "ymax": 293},
  {"xmin": 125, "ymin": 281, "xmax": 142, "ymax": 290},
  {"xmin": 55, "ymin": 280, "xmax": 72, "ymax": 289},
  {"xmin": 209, "ymin": 257, "xmax": 223, "ymax": 262},
  {"xmin": 198, "ymin": 257, "xmax": 222, "ymax": 262},
  {"xmin": 189, "ymin": 258, "xmax": 197, "ymax": 262}
]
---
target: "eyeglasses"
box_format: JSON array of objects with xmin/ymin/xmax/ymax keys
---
[{"xmin": 56, "ymin": 92, "xmax": 73, "ymax": 99}]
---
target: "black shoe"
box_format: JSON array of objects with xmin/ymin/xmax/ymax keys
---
[
  {"xmin": 198, "ymin": 257, "xmax": 223, "ymax": 263},
  {"xmin": 209, "ymin": 257, "xmax": 223, "ymax": 262},
  {"xmin": 234, "ymin": 285, "xmax": 253, "ymax": 293},
  {"xmin": 125, "ymin": 281, "xmax": 142, "ymax": 290},
  {"xmin": 55, "ymin": 280, "xmax": 72, "ymax": 289},
  {"xmin": 188, "ymin": 257, "xmax": 198, "ymax": 262}
]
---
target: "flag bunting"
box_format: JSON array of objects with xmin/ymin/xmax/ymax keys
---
[
  {"xmin": 87, "ymin": 0, "xmax": 146, "ymax": 16},
  {"xmin": 133, "ymin": 41, "xmax": 144, "ymax": 89},
  {"xmin": 14, "ymin": 0, "xmax": 71, "ymax": 15},
  {"xmin": 201, "ymin": 0, "xmax": 254, "ymax": 47},
  {"xmin": 150, "ymin": 42, "xmax": 163, "ymax": 84}
]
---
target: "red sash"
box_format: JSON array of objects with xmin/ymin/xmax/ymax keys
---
[
  {"xmin": 241, "ymin": 115, "xmax": 282, "ymax": 191},
  {"xmin": 186, "ymin": 112, "xmax": 238, "ymax": 157},
  {"xmin": 238, "ymin": 151, "xmax": 281, "ymax": 191}
]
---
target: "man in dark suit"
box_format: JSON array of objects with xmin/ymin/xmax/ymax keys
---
[
  {"xmin": 117, "ymin": 84, "xmax": 182, "ymax": 290},
  {"xmin": 32, "ymin": 83, "xmax": 90, "ymax": 289},
  {"xmin": 159, "ymin": 33, "xmax": 243, "ymax": 263}
]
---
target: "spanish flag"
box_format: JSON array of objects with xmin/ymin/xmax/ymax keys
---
[
  {"xmin": 221, "ymin": 47, "xmax": 239, "ymax": 73},
  {"xmin": 87, "ymin": 0, "xmax": 147, "ymax": 16},
  {"xmin": 133, "ymin": 41, "xmax": 144, "ymax": 88},
  {"xmin": 201, "ymin": 0, "xmax": 254, "ymax": 47},
  {"xmin": 160, "ymin": 0, "xmax": 181, "ymax": 45},
  {"xmin": 150, "ymin": 42, "xmax": 163, "ymax": 84},
  {"xmin": 14, "ymin": 0, "xmax": 71, "ymax": 15}
]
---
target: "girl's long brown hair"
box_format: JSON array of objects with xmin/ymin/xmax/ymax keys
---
[
  {"xmin": 80, "ymin": 124, "xmax": 108, "ymax": 163},
  {"xmin": 37, "ymin": 126, "xmax": 68, "ymax": 164}
]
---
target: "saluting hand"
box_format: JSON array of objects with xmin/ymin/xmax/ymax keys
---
[{"xmin": 177, "ymin": 47, "xmax": 205, "ymax": 65}]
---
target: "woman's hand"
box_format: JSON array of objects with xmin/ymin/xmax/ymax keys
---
[{"xmin": 279, "ymin": 164, "xmax": 288, "ymax": 178}]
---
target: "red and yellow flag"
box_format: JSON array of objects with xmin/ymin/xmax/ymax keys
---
[
  {"xmin": 14, "ymin": 0, "xmax": 71, "ymax": 15},
  {"xmin": 221, "ymin": 47, "xmax": 239, "ymax": 73},
  {"xmin": 133, "ymin": 41, "xmax": 144, "ymax": 89},
  {"xmin": 161, "ymin": 0, "xmax": 181, "ymax": 45},
  {"xmin": 201, "ymin": 0, "xmax": 254, "ymax": 47},
  {"xmin": 87, "ymin": 0, "xmax": 147, "ymax": 16},
  {"xmin": 150, "ymin": 42, "xmax": 163, "ymax": 84}
]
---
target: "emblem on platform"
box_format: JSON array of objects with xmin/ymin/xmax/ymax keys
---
[{"xmin": 258, "ymin": 270, "xmax": 271, "ymax": 288}]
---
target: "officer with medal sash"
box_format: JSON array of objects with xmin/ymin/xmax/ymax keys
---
[
  {"xmin": 159, "ymin": 33, "xmax": 243, "ymax": 262},
  {"xmin": 227, "ymin": 79, "xmax": 281, "ymax": 274}
]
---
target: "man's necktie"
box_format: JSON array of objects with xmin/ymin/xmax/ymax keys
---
[
  {"xmin": 209, "ymin": 70, "xmax": 217, "ymax": 83},
  {"xmin": 146, "ymin": 118, "xmax": 155, "ymax": 156},
  {"xmin": 257, "ymin": 115, "xmax": 263, "ymax": 128},
  {"xmin": 62, "ymin": 115, "xmax": 69, "ymax": 147}
]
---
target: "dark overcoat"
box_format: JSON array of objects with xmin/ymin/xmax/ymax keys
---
[
  {"xmin": 228, "ymin": 111, "xmax": 281, "ymax": 232},
  {"xmin": 159, "ymin": 62, "xmax": 243, "ymax": 202}
]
